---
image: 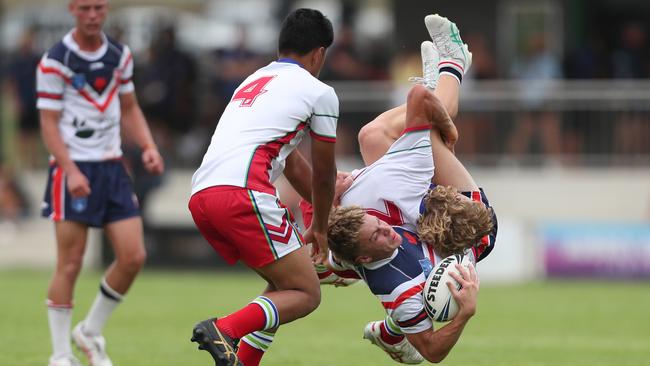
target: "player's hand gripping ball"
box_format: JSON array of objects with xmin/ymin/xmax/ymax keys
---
[{"xmin": 423, "ymin": 254, "xmax": 472, "ymax": 322}]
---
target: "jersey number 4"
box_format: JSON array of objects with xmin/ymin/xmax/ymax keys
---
[{"xmin": 232, "ymin": 76, "xmax": 276, "ymax": 107}]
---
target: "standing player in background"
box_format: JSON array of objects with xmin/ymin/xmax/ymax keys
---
[
  {"xmin": 37, "ymin": 1, "xmax": 164, "ymax": 365},
  {"xmin": 188, "ymin": 9, "xmax": 338, "ymax": 366}
]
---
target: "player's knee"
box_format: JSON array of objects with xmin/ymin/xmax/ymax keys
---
[
  {"xmin": 303, "ymin": 285, "xmax": 321, "ymax": 313},
  {"xmin": 58, "ymin": 259, "xmax": 83, "ymax": 280},
  {"xmin": 117, "ymin": 248, "xmax": 147, "ymax": 273}
]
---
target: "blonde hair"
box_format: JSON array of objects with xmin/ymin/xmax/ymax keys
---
[
  {"xmin": 417, "ymin": 185, "xmax": 493, "ymax": 258},
  {"xmin": 327, "ymin": 205, "xmax": 366, "ymax": 263}
]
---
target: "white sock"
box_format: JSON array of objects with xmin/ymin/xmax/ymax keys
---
[
  {"xmin": 82, "ymin": 278, "xmax": 123, "ymax": 336},
  {"xmin": 47, "ymin": 300, "xmax": 73, "ymax": 359}
]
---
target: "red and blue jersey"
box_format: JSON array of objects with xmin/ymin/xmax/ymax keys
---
[
  {"xmin": 36, "ymin": 30, "xmax": 134, "ymax": 161},
  {"xmin": 330, "ymin": 226, "xmax": 462, "ymax": 334}
]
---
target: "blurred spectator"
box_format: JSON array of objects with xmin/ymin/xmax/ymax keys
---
[
  {"xmin": 609, "ymin": 23, "xmax": 650, "ymax": 161},
  {"xmin": 0, "ymin": 163, "xmax": 30, "ymax": 222},
  {"xmin": 4, "ymin": 27, "xmax": 42, "ymax": 168},
  {"xmin": 566, "ymin": 35, "xmax": 608, "ymax": 79},
  {"xmin": 121, "ymin": 145, "xmax": 163, "ymax": 226},
  {"xmin": 613, "ymin": 112, "xmax": 650, "ymax": 158},
  {"xmin": 389, "ymin": 48, "xmax": 421, "ymax": 95},
  {"xmin": 455, "ymin": 32, "xmax": 498, "ymax": 158},
  {"xmin": 463, "ymin": 32, "xmax": 498, "ymax": 80},
  {"xmin": 360, "ymin": 35, "xmax": 392, "ymax": 81},
  {"xmin": 507, "ymin": 32, "xmax": 565, "ymax": 164},
  {"xmin": 611, "ymin": 22, "xmax": 650, "ymax": 79},
  {"xmin": 210, "ymin": 24, "xmax": 265, "ymax": 105},
  {"xmin": 321, "ymin": 24, "xmax": 372, "ymax": 80},
  {"xmin": 137, "ymin": 26, "xmax": 198, "ymax": 155}
]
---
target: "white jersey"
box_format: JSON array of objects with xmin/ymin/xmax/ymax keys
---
[
  {"xmin": 192, "ymin": 60, "xmax": 338, "ymax": 195},
  {"xmin": 340, "ymin": 127, "xmax": 433, "ymax": 231},
  {"xmin": 36, "ymin": 30, "xmax": 135, "ymax": 161}
]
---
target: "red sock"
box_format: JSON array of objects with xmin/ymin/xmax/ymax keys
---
[
  {"xmin": 237, "ymin": 340, "xmax": 265, "ymax": 366},
  {"xmin": 215, "ymin": 303, "xmax": 266, "ymax": 339},
  {"xmin": 380, "ymin": 322, "xmax": 404, "ymax": 345}
]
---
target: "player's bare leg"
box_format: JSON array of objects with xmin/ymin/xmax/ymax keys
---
[
  {"xmin": 406, "ymin": 85, "xmax": 456, "ymax": 140},
  {"xmin": 428, "ymin": 112, "xmax": 479, "ymax": 192},
  {"xmin": 424, "ymin": 14, "xmax": 472, "ymax": 120},
  {"xmin": 47, "ymin": 221, "xmax": 88, "ymax": 365},
  {"xmin": 103, "ymin": 217, "xmax": 146, "ymax": 293},
  {"xmin": 254, "ymin": 246, "xmax": 321, "ymax": 322},
  {"xmin": 358, "ymin": 72, "xmax": 460, "ymax": 166},
  {"xmin": 192, "ymin": 246, "xmax": 320, "ymax": 366},
  {"xmin": 72, "ymin": 217, "xmax": 145, "ymax": 366},
  {"xmin": 234, "ymin": 283, "xmax": 280, "ymax": 366},
  {"xmin": 48, "ymin": 222, "xmax": 88, "ymax": 304},
  {"xmin": 359, "ymin": 45, "xmax": 465, "ymax": 164},
  {"xmin": 358, "ymin": 104, "xmax": 406, "ymax": 165}
]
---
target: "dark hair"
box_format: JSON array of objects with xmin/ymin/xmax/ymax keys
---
[{"xmin": 278, "ymin": 8, "xmax": 334, "ymax": 55}]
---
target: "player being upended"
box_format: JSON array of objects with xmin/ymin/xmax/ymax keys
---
[{"xmin": 313, "ymin": 15, "xmax": 497, "ymax": 364}]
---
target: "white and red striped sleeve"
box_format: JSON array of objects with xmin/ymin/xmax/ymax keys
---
[
  {"xmin": 309, "ymin": 86, "xmax": 338, "ymax": 143},
  {"xmin": 391, "ymin": 295, "xmax": 433, "ymax": 334},
  {"xmin": 36, "ymin": 54, "xmax": 66, "ymax": 111},
  {"xmin": 377, "ymin": 274, "xmax": 433, "ymax": 334},
  {"xmin": 118, "ymin": 45, "xmax": 135, "ymax": 94}
]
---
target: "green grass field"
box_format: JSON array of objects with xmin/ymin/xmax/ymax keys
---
[{"xmin": 1, "ymin": 270, "xmax": 648, "ymax": 366}]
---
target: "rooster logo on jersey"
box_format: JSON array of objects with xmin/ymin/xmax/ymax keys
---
[{"xmin": 72, "ymin": 117, "xmax": 94, "ymax": 138}]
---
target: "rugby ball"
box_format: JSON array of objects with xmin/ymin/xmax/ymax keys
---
[{"xmin": 422, "ymin": 254, "xmax": 471, "ymax": 322}]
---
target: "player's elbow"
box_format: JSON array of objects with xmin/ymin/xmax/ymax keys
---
[
  {"xmin": 420, "ymin": 349, "xmax": 449, "ymax": 364},
  {"xmin": 415, "ymin": 339, "xmax": 452, "ymax": 364}
]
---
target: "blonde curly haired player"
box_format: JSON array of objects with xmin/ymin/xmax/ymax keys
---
[
  {"xmin": 302, "ymin": 14, "xmax": 497, "ymax": 364},
  {"xmin": 326, "ymin": 85, "xmax": 495, "ymax": 364}
]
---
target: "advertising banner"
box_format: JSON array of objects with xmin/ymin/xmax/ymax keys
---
[{"xmin": 543, "ymin": 223, "xmax": 650, "ymax": 278}]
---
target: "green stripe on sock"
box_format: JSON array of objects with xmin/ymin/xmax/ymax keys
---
[
  {"xmin": 252, "ymin": 297, "xmax": 276, "ymax": 329},
  {"xmin": 385, "ymin": 316, "xmax": 402, "ymax": 334},
  {"xmin": 258, "ymin": 329, "xmax": 276, "ymax": 337},
  {"xmin": 243, "ymin": 334, "xmax": 269, "ymax": 351}
]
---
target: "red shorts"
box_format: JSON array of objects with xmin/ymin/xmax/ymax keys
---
[{"xmin": 188, "ymin": 186, "xmax": 304, "ymax": 268}]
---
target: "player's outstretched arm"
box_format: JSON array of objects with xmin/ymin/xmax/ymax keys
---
[
  {"xmin": 359, "ymin": 85, "xmax": 458, "ymax": 165},
  {"xmin": 409, "ymin": 85, "xmax": 458, "ymax": 151},
  {"xmin": 405, "ymin": 264, "xmax": 478, "ymax": 363}
]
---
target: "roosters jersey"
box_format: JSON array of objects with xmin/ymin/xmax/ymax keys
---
[
  {"xmin": 191, "ymin": 59, "xmax": 338, "ymax": 195},
  {"xmin": 328, "ymin": 227, "xmax": 480, "ymax": 334},
  {"xmin": 36, "ymin": 30, "xmax": 134, "ymax": 161},
  {"xmin": 340, "ymin": 126, "xmax": 433, "ymax": 232}
]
